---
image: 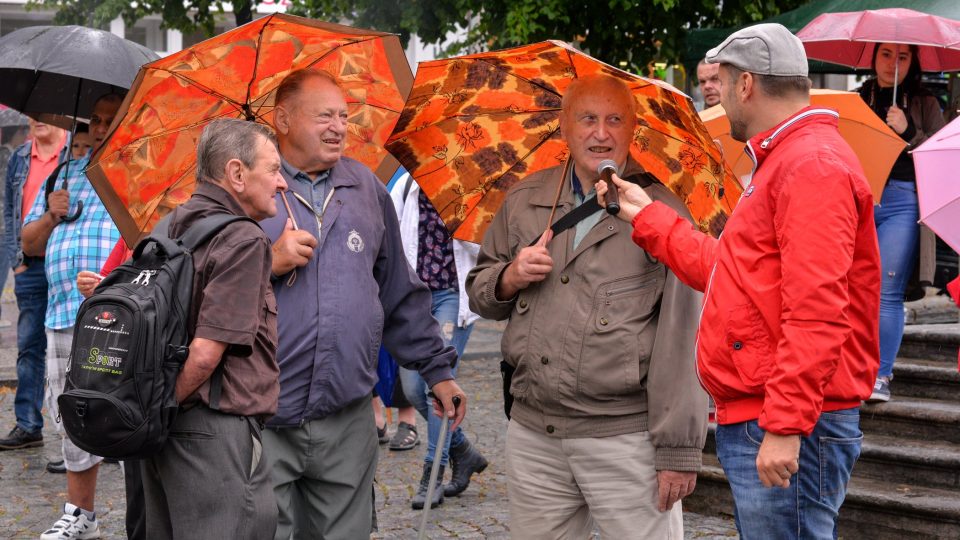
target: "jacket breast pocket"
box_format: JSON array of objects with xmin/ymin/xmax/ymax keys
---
[
  {"xmin": 578, "ymin": 273, "xmax": 661, "ymax": 398},
  {"xmin": 726, "ymin": 303, "xmax": 775, "ymax": 389}
]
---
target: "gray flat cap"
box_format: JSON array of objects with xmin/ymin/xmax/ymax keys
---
[{"xmin": 706, "ymin": 23, "xmax": 808, "ymax": 77}]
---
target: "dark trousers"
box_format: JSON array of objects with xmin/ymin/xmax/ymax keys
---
[
  {"xmin": 124, "ymin": 459, "xmax": 146, "ymax": 539},
  {"xmin": 142, "ymin": 406, "xmax": 276, "ymax": 540}
]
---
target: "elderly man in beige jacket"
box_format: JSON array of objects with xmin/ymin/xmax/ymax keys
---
[{"xmin": 466, "ymin": 74, "xmax": 707, "ymax": 539}]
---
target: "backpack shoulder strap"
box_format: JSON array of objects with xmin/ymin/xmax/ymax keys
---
[{"xmin": 177, "ymin": 214, "xmax": 257, "ymax": 251}]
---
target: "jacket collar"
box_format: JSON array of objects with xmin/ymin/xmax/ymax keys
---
[
  {"xmin": 193, "ymin": 182, "xmax": 248, "ymax": 217},
  {"xmin": 280, "ymin": 155, "xmax": 361, "ymax": 190},
  {"xmin": 529, "ymin": 156, "xmax": 648, "ymax": 207},
  {"xmin": 744, "ymin": 106, "xmax": 840, "ymax": 175}
]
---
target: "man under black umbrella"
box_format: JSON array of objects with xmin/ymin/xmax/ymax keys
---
[{"xmin": 21, "ymin": 93, "xmax": 124, "ymax": 540}]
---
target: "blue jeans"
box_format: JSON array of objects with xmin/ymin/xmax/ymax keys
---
[
  {"xmin": 874, "ymin": 179, "xmax": 919, "ymax": 377},
  {"xmin": 399, "ymin": 289, "xmax": 474, "ymax": 466},
  {"xmin": 715, "ymin": 408, "xmax": 862, "ymax": 540},
  {"xmin": 13, "ymin": 261, "xmax": 48, "ymax": 433}
]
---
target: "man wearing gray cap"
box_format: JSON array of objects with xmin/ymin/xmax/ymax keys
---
[{"xmin": 596, "ymin": 23, "xmax": 880, "ymax": 539}]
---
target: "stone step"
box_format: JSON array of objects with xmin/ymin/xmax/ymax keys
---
[
  {"xmin": 899, "ymin": 324, "xmax": 960, "ymax": 363},
  {"xmin": 703, "ymin": 427, "xmax": 960, "ymax": 491},
  {"xmin": 860, "ymin": 396, "xmax": 960, "ymax": 444},
  {"xmin": 891, "ymin": 357, "xmax": 960, "ymax": 400},
  {"xmin": 855, "ymin": 434, "xmax": 960, "ymax": 490},
  {"xmin": 689, "ymin": 462, "xmax": 960, "ymax": 539}
]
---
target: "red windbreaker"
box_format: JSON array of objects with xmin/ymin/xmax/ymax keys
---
[{"xmin": 631, "ymin": 107, "xmax": 880, "ymax": 436}]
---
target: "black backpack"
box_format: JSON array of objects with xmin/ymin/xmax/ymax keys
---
[{"xmin": 58, "ymin": 213, "xmax": 253, "ymax": 459}]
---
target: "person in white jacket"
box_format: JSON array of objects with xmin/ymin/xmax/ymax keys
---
[{"xmin": 389, "ymin": 172, "xmax": 489, "ymax": 509}]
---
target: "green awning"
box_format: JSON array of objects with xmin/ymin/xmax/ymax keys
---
[{"xmin": 687, "ymin": 0, "xmax": 960, "ymax": 73}]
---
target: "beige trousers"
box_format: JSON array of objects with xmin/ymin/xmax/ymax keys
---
[{"xmin": 505, "ymin": 420, "xmax": 684, "ymax": 540}]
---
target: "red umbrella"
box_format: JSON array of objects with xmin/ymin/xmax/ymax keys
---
[{"xmin": 797, "ymin": 8, "xmax": 960, "ymax": 72}]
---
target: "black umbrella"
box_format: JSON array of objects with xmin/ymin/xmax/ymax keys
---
[
  {"xmin": 0, "ymin": 106, "xmax": 29, "ymax": 129},
  {"xmin": 0, "ymin": 25, "xmax": 158, "ymax": 221},
  {"xmin": 0, "ymin": 25, "xmax": 158, "ymax": 126}
]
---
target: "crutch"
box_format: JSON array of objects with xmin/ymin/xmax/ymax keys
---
[{"xmin": 417, "ymin": 394, "xmax": 461, "ymax": 540}]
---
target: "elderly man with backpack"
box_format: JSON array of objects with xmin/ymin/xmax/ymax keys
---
[{"xmin": 131, "ymin": 118, "xmax": 288, "ymax": 539}]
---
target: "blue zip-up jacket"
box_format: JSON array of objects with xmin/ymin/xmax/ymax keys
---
[
  {"xmin": 3, "ymin": 140, "xmax": 70, "ymax": 269},
  {"xmin": 260, "ymin": 157, "xmax": 457, "ymax": 427}
]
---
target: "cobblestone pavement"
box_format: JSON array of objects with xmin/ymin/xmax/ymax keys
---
[{"xmin": 0, "ymin": 291, "xmax": 735, "ymax": 538}]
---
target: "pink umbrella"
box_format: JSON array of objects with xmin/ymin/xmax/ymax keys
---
[
  {"xmin": 798, "ymin": 8, "xmax": 960, "ymax": 70},
  {"xmin": 912, "ymin": 115, "xmax": 960, "ymax": 254},
  {"xmin": 797, "ymin": 8, "xmax": 960, "ymax": 103}
]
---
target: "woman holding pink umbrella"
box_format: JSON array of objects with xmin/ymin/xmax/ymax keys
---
[{"xmin": 859, "ymin": 43, "xmax": 945, "ymax": 403}]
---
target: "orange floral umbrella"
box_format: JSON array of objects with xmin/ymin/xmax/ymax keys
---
[
  {"xmin": 699, "ymin": 89, "xmax": 906, "ymax": 202},
  {"xmin": 385, "ymin": 40, "xmax": 741, "ymax": 243},
  {"xmin": 87, "ymin": 14, "xmax": 412, "ymax": 245}
]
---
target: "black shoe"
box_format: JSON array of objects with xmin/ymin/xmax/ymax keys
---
[
  {"xmin": 46, "ymin": 459, "xmax": 66, "ymax": 474},
  {"xmin": 411, "ymin": 462, "xmax": 444, "ymax": 510},
  {"xmin": 0, "ymin": 426, "xmax": 43, "ymax": 450},
  {"xmin": 443, "ymin": 437, "xmax": 488, "ymax": 497}
]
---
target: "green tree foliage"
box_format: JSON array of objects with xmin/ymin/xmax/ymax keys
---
[
  {"xmin": 27, "ymin": 0, "xmax": 257, "ymax": 37},
  {"xmin": 289, "ymin": 0, "xmax": 807, "ymax": 72}
]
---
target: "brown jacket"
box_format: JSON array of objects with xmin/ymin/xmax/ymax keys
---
[{"xmin": 466, "ymin": 160, "xmax": 708, "ymax": 471}]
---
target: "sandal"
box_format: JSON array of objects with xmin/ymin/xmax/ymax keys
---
[
  {"xmin": 377, "ymin": 422, "xmax": 390, "ymax": 444},
  {"xmin": 388, "ymin": 421, "xmax": 420, "ymax": 451}
]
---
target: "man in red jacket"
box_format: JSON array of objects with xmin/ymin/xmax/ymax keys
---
[{"xmin": 597, "ymin": 23, "xmax": 880, "ymax": 539}]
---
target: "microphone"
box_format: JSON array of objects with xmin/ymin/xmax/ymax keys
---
[{"xmin": 597, "ymin": 159, "xmax": 620, "ymax": 215}]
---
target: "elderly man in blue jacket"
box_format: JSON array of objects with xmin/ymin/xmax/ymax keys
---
[{"xmin": 259, "ymin": 69, "xmax": 467, "ymax": 539}]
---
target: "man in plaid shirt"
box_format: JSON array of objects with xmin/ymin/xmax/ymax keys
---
[{"xmin": 21, "ymin": 93, "xmax": 123, "ymax": 540}]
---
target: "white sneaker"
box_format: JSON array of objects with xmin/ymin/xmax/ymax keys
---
[{"xmin": 40, "ymin": 503, "xmax": 100, "ymax": 539}]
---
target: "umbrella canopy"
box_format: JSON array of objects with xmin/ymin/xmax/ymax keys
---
[
  {"xmin": 87, "ymin": 14, "xmax": 413, "ymax": 246},
  {"xmin": 0, "ymin": 105, "xmax": 29, "ymax": 129},
  {"xmin": 699, "ymin": 89, "xmax": 906, "ymax": 202},
  {"xmin": 386, "ymin": 40, "xmax": 741, "ymax": 244},
  {"xmin": 912, "ymin": 114, "xmax": 960, "ymax": 253},
  {"xmin": 796, "ymin": 8, "xmax": 960, "ymax": 71},
  {"xmin": 686, "ymin": 0, "xmax": 960, "ymax": 72},
  {"xmin": 0, "ymin": 25, "xmax": 158, "ymax": 128}
]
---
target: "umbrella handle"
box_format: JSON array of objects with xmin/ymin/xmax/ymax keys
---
[
  {"xmin": 892, "ymin": 62, "xmax": 899, "ymax": 109},
  {"xmin": 61, "ymin": 201, "xmax": 83, "ymax": 223},
  {"xmin": 59, "ymin": 77, "xmax": 84, "ymax": 223},
  {"xmin": 42, "ymin": 161, "xmax": 83, "ymax": 223},
  {"xmin": 58, "ymin": 175, "xmax": 83, "ymax": 223}
]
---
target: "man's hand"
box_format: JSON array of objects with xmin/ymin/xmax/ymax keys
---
[
  {"xmin": 596, "ymin": 173, "xmax": 653, "ymax": 223},
  {"xmin": 76, "ymin": 270, "xmax": 104, "ymax": 299},
  {"xmin": 271, "ymin": 218, "xmax": 317, "ymax": 276},
  {"xmin": 429, "ymin": 379, "xmax": 467, "ymax": 431},
  {"xmin": 496, "ymin": 229, "xmax": 553, "ymax": 300},
  {"xmin": 47, "ymin": 189, "xmax": 70, "ymax": 223},
  {"xmin": 886, "ymin": 105, "xmax": 908, "ymax": 135},
  {"xmin": 756, "ymin": 432, "xmax": 801, "ymax": 488},
  {"xmin": 657, "ymin": 470, "xmax": 697, "ymax": 512}
]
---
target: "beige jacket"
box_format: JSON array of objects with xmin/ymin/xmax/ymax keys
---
[{"xmin": 466, "ymin": 160, "xmax": 708, "ymax": 471}]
